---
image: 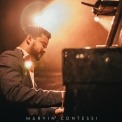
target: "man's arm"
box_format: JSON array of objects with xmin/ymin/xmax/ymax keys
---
[{"xmin": 0, "ymin": 51, "xmax": 62, "ymax": 107}]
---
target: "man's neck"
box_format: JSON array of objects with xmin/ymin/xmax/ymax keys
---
[{"xmin": 16, "ymin": 47, "xmax": 30, "ymax": 58}]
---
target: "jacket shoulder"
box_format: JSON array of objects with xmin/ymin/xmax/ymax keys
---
[
  {"xmin": 0, "ymin": 49, "xmax": 23, "ymax": 65},
  {"xmin": 0, "ymin": 49, "xmax": 22, "ymax": 58}
]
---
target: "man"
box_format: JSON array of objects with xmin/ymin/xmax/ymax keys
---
[{"xmin": 0, "ymin": 26, "xmax": 64, "ymax": 122}]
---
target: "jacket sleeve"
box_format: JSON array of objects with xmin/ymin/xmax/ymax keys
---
[{"xmin": 0, "ymin": 51, "xmax": 62, "ymax": 107}]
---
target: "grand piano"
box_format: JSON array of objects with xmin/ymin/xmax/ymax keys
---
[{"xmin": 62, "ymin": 0, "xmax": 122, "ymax": 121}]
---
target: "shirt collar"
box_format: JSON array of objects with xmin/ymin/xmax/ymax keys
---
[{"xmin": 16, "ymin": 47, "xmax": 30, "ymax": 59}]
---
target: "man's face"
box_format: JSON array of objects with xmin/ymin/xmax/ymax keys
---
[{"xmin": 30, "ymin": 34, "xmax": 49, "ymax": 61}]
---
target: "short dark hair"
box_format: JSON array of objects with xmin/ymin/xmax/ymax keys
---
[{"xmin": 24, "ymin": 26, "xmax": 51, "ymax": 39}]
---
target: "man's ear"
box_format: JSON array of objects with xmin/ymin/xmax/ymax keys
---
[{"xmin": 26, "ymin": 34, "xmax": 32, "ymax": 45}]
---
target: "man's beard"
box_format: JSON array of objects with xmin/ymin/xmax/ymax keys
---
[
  {"xmin": 34, "ymin": 53, "xmax": 41, "ymax": 61},
  {"xmin": 30, "ymin": 47, "xmax": 42, "ymax": 61}
]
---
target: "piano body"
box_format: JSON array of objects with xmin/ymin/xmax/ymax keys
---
[{"xmin": 62, "ymin": 0, "xmax": 122, "ymax": 121}]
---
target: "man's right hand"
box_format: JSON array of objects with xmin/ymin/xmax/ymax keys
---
[{"xmin": 55, "ymin": 107, "xmax": 64, "ymax": 114}]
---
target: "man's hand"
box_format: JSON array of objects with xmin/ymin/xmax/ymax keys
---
[{"xmin": 55, "ymin": 107, "xmax": 64, "ymax": 114}]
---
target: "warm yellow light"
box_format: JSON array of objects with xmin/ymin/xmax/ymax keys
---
[
  {"xmin": 32, "ymin": 0, "xmax": 71, "ymax": 33},
  {"xmin": 94, "ymin": 16, "xmax": 100, "ymax": 22},
  {"xmin": 94, "ymin": 16, "xmax": 113, "ymax": 31},
  {"xmin": 34, "ymin": 15, "xmax": 41, "ymax": 27},
  {"xmin": 24, "ymin": 60, "xmax": 33, "ymax": 69}
]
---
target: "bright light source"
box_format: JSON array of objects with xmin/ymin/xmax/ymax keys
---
[
  {"xmin": 24, "ymin": 60, "xmax": 33, "ymax": 69},
  {"xmin": 94, "ymin": 16, "xmax": 113, "ymax": 31},
  {"xmin": 31, "ymin": 0, "xmax": 71, "ymax": 33},
  {"xmin": 94, "ymin": 16, "xmax": 100, "ymax": 22},
  {"xmin": 34, "ymin": 15, "xmax": 42, "ymax": 27}
]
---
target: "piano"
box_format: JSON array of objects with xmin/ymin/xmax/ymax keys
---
[{"xmin": 62, "ymin": 0, "xmax": 122, "ymax": 121}]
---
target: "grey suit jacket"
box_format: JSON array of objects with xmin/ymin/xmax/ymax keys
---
[{"xmin": 0, "ymin": 49, "xmax": 62, "ymax": 121}]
